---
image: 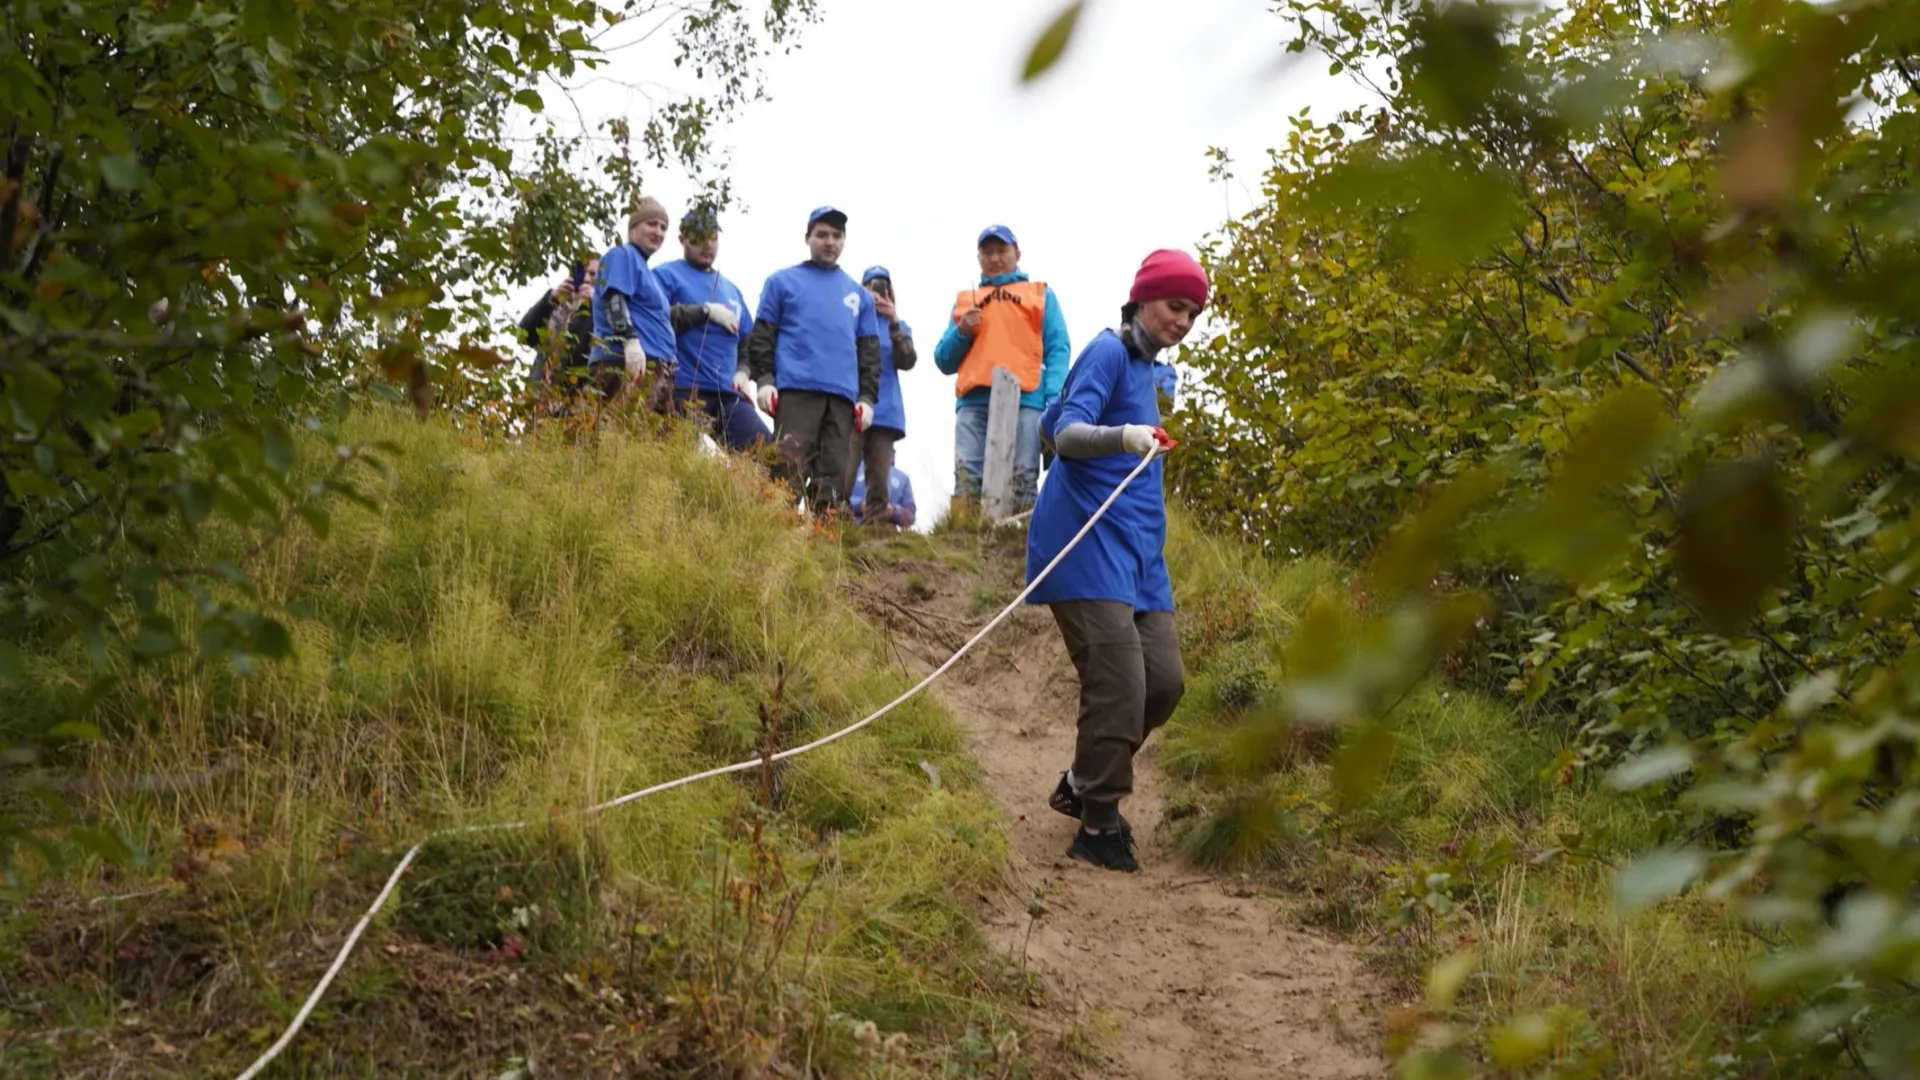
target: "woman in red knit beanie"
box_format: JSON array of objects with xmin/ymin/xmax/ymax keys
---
[{"xmin": 1025, "ymin": 249, "xmax": 1209, "ymax": 872}]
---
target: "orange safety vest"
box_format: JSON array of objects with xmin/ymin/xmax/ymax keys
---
[{"xmin": 950, "ymin": 280, "xmax": 1047, "ymax": 397}]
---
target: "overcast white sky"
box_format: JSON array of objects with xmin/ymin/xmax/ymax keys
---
[{"xmin": 516, "ymin": 0, "xmax": 1370, "ymax": 525}]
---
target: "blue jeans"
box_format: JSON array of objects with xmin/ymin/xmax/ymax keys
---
[
  {"xmin": 954, "ymin": 403, "xmax": 1040, "ymax": 509},
  {"xmin": 673, "ymin": 388, "xmax": 770, "ymax": 452}
]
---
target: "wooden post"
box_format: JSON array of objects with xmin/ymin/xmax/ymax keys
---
[{"xmin": 981, "ymin": 366, "xmax": 1021, "ymax": 523}]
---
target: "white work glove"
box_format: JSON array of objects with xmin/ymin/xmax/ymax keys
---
[
  {"xmin": 1121, "ymin": 424, "xmax": 1179, "ymax": 457},
  {"xmin": 622, "ymin": 338, "xmax": 643, "ymax": 378},
  {"xmin": 854, "ymin": 401, "xmax": 874, "ymax": 432},
  {"xmin": 704, "ymin": 302, "xmax": 740, "ymax": 334},
  {"xmin": 732, "ymin": 370, "xmax": 754, "ymax": 398},
  {"xmin": 756, "ymin": 383, "xmax": 779, "ymax": 416}
]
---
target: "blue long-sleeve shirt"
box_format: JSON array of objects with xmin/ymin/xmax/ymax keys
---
[{"xmin": 932, "ymin": 269, "xmax": 1068, "ymax": 412}]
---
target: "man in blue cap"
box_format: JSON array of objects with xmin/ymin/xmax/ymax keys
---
[
  {"xmin": 653, "ymin": 207, "xmax": 769, "ymax": 450},
  {"xmin": 847, "ymin": 265, "xmax": 916, "ymax": 526},
  {"xmin": 740, "ymin": 206, "xmax": 882, "ymax": 515},
  {"xmin": 934, "ymin": 225, "xmax": 1069, "ymax": 513}
]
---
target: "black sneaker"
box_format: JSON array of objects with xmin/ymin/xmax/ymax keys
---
[
  {"xmin": 1067, "ymin": 826, "xmax": 1139, "ymax": 873},
  {"xmin": 1049, "ymin": 773, "xmax": 1131, "ymax": 836},
  {"xmin": 1048, "ymin": 771, "xmax": 1083, "ymax": 820}
]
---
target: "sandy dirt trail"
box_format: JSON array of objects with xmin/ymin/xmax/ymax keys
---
[{"xmin": 853, "ymin": 547, "xmax": 1392, "ymax": 1080}]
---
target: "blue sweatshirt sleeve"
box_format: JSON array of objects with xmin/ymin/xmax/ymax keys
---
[
  {"xmin": 1040, "ymin": 286, "xmax": 1069, "ymax": 405},
  {"xmin": 933, "ymin": 319, "xmax": 974, "ymax": 375}
]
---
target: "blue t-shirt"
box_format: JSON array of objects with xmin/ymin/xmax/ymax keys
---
[
  {"xmin": 591, "ymin": 242, "xmax": 677, "ymax": 365},
  {"xmin": 756, "ymin": 262, "xmax": 880, "ymax": 402},
  {"xmin": 873, "ymin": 319, "xmax": 912, "ymax": 434},
  {"xmin": 654, "ymin": 259, "xmax": 753, "ymax": 395},
  {"xmin": 1153, "ymin": 361, "xmax": 1179, "ymax": 406},
  {"xmin": 1025, "ymin": 329, "xmax": 1171, "ymax": 612}
]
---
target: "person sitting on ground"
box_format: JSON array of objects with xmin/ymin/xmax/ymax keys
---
[
  {"xmin": 741, "ymin": 206, "xmax": 881, "ymax": 516},
  {"xmin": 849, "ymin": 457, "xmax": 917, "ymax": 529},
  {"xmin": 1025, "ymin": 249, "xmax": 1207, "ymax": 874},
  {"xmin": 519, "ymin": 256, "xmax": 597, "ymax": 394},
  {"xmin": 653, "ymin": 207, "xmax": 769, "ymax": 451},
  {"xmin": 933, "ymin": 225, "xmax": 1069, "ymax": 513},
  {"xmin": 847, "ymin": 265, "xmax": 916, "ymax": 525},
  {"xmin": 589, "ymin": 199, "xmax": 679, "ymax": 411}
]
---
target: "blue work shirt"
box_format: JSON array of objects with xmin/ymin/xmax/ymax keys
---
[
  {"xmin": 873, "ymin": 319, "xmax": 912, "ymax": 434},
  {"xmin": 590, "ymin": 242, "xmax": 676, "ymax": 364},
  {"xmin": 756, "ymin": 262, "xmax": 880, "ymax": 402},
  {"xmin": 1025, "ymin": 329, "xmax": 1172, "ymax": 612},
  {"xmin": 655, "ymin": 259, "xmax": 753, "ymax": 395}
]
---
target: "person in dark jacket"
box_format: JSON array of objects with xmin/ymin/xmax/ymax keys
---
[
  {"xmin": 519, "ymin": 256, "xmax": 598, "ymax": 392},
  {"xmin": 846, "ymin": 265, "xmax": 916, "ymax": 525},
  {"xmin": 741, "ymin": 206, "xmax": 882, "ymax": 516},
  {"xmin": 1026, "ymin": 249, "xmax": 1207, "ymax": 874},
  {"xmin": 654, "ymin": 208, "xmax": 768, "ymax": 450}
]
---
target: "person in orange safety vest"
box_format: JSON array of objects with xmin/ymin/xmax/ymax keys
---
[{"xmin": 932, "ymin": 225, "xmax": 1069, "ymax": 512}]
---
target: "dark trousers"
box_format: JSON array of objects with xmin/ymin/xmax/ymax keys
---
[
  {"xmin": 773, "ymin": 389, "xmax": 854, "ymax": 514},
  {"xmin": 847, "ymin": 426, "xmax": 900, "ymax": 525},
  {"xmin": 673, "ymin": 388, "xmax": 770, "ymax": 451},
  {"xmin": 1050, "ymin": 601, "xmax": 1185, "ymax": 831},
  {"xmin": 587, "ymin": 361, "xmax": 674, "ymax": 414}
]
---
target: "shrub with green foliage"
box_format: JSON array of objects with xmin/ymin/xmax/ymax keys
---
[
  {"xmin": 1129, "ymin": 0, "xmax": 1920, "ymax": 1073},
  {"xmin": 0, "ymin": 0, "xmax": 817, "ymax": 871}
]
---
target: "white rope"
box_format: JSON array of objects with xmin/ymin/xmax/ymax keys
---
[{"xmin": 232, "ymin": 448, "xmax": 1161, "ymax": 1080}]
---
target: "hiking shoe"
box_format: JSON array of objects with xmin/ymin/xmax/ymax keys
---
[
  {"xmin": 1048, "ymin": 771, "xmax": 1083, "ymax": 820},
  {"xmin": 1067, "ymin": 826, "xmax": 1139, "ymax": 873},
  {"xmin": 1049, "ymin": 772, "xmax": 1131, "ymax": 835}
]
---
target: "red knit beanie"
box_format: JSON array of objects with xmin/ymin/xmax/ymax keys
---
[{"xmin": 1128, "ymin": 249, "xmax": 1209, "ymax": 309}]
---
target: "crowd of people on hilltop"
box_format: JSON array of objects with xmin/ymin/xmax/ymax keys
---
[{"xmin": 517, "ymin": 197, "xmax": 1208, "ymax": 873}]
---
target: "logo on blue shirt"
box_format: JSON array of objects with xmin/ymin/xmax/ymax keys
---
[{"xmin": 843, "ymin": 291, "xmax": 862, "ymax": 319}]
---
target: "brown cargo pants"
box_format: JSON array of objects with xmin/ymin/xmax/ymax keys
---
[{"xmin": 1050, "ymin": 601, "xmax": 1185, "ymax": 831}]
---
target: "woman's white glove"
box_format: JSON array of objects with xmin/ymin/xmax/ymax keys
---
[
  {"xmin": 622, "ymin": 338, "xmax": 644, "ymax": 378},
  {"xmin": 732, "ymin": 370, "xmax": 754, "ymax": 398},
  {"xmin": 1120, "ymin": 424, "xmax": 1158, "ymax": 456},
  {"xmin": 756, "ymin": 383, "xmax": 779, "ymax": 416},
  {"xmin": 704, "ymin": 302, "xmax": 740, "ymax": 334},
  {"xmin": 854, "ymin": 401, "xmax": 874, "ymax": 432}
]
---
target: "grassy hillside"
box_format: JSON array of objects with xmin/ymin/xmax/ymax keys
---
[
  {"xmin": 0, "ymin": 411, "xmax": 1055, "ymax": 1078},
  {"xmin": 1154, "ymin": 517, "xmax": 1782, "ymax": 1080}
]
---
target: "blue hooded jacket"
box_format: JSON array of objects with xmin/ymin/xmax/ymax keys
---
[{"xmin": 932, "ymin": 270, "xmax": 1068, "ymax": 412}]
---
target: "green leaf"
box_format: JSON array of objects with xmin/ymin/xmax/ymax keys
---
[
  {"xmin": 262, "ymin": 422, "xmax": 295, "ymax": 474},
  {"xmin": 133, "ymin": 615, "xmax": 183, "ymax": 657},
  {"xmin": 251, "ymin": 618, "xmax": 293, "ymax": 660},
  {"xmin": 1331, "ymin": 720, "xmax": 1395, "ymax": 806},
  {"xmin": 1425, "ymin": 948, "xmax": 1479, "ymax": 1011},
  {"xmin": 0, "ymin": 642, "xmax": 20, "ymax": 686},
  {"xmin": 98, "ymin": 156, "xmax": 145, "ymax": 192},
  {"xmin": 1021, "ymin": 1, "xmax": 1085, "ymax": 83},
  {"xmin": 1488, "ymin": 1011, "xmax": 1560, "ymax": 1069},
  {"xmin": 1606, "ymin": 746, "xmax": 1693, "ymax": 791},
  {"xmin": 1675, "ymin": 459, "xmax": 1797, "ymax": 634},
  {"xmin": 1614, "ymin": 849, "xmax": 1706, "ymax": 913}
]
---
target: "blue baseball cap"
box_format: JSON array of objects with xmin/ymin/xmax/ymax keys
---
[
  {"xmin": 861, "ymin": 265, "xmax": 891, "ymax": 284},
  {"xmin": 807, "ymin": 205, "xmax": 848, "ymax": 231},
  {"xmin": 977, "ymin": 224, "xmax": 1018, "ymax": 247}
]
